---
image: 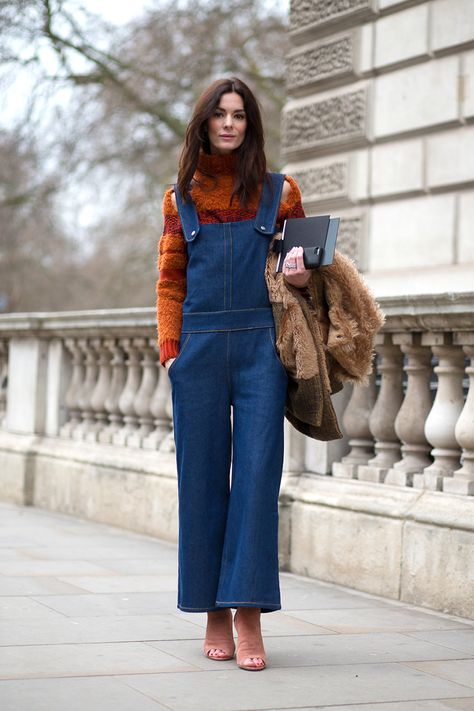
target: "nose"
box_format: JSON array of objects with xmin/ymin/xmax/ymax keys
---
[{"xmin": 223, "ymin": 113, "xmax": 234, "ymax": 129}]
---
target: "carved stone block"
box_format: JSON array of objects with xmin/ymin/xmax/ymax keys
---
[
  {"xmin": 291, "ymin": 162, "xmax": 348, "ymax": 201},
  {"xmin": 287, "ymin": 35, "xmax": 354, "ymax": 90},
  {"xmin": 282, "ymin": 89, "xmax": 367, "ymax": 157},
  {"xmin": 337, "ymin": 216, "xmax": 363, "ymax": 263},
  {"xmin": 290, "ymin": 0, "xmax": 372, "ymax": 32}
]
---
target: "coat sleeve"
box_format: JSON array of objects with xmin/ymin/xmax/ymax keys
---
[
  {"xmin": 156, "ymin": 188, "xmax": 188, "ymax": 366},
  {"xmin": 321, "ymin": 251, "xmax": 385, "ymax": 385}
]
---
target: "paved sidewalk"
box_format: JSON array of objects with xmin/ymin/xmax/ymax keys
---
[{"xmin": 0, "ymin": 501, "xmax": 473, "ymax": 711}]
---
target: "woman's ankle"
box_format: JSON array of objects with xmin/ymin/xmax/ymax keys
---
[{"xmin": 235, "ymin": 607, "xmax": 261, "ymax": 624}]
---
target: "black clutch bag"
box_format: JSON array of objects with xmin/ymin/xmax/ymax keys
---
[{"xmin": 275, "ymin": 215, "xmax": 340, "ymax": 272}]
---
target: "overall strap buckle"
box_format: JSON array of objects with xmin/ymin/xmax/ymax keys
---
[
  {"xmin": 173, "ymin": 183, "xmax": 201, "ymax": 242},
  {"xmin": 254, "ymin": 172, "xmax": 285, "ymax": 236}
]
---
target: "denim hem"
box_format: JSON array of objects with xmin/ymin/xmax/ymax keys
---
[
  {"xmin": 216, "ymin": 600, "xmax": 281, "ymax": 611},
  {"xmin": 177, "ymin": 603, "xmax": 225, "ymax": 612}
]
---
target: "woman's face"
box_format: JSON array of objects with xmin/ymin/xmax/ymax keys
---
[{"xmin": 206, "ymin": 92, "xmax": 247, "ymax": 155}]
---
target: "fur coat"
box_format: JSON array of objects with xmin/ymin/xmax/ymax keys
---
[{"xmin": 265, "ymin": 234, "xmax": 385, "ymax": 441}]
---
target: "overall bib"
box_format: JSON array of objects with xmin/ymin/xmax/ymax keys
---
[{"xmin": 168, "ymin": 172, "xmax": 288, "ymax": 614}]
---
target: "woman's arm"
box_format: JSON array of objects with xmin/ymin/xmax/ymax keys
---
[
  {"xmin": 156, "ymin": 189, "xmax": 187, "ymax": 367},
  {"xmin": 278, "ymin": 175, "xmax": 306, "ymax": 222},
  {"xmin": 278, "ymin": 176, "xmax": 311, "ymax": 288}
]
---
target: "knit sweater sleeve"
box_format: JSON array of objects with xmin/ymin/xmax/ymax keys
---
[
  {"xmin": 156, "ymin": 188, "xmax": 187, "ymax": 366},
  {"xmin": 277, "ymin": 175, "xmax": 306, "ymax": 226}
]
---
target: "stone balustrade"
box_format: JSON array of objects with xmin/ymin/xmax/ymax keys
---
[
  {"xmin": 0, "ymin": 293, "xmax": 473, "ymax": 495},
  {"xmin": 0, "ymin": 294, "xmax": 473, "ymax": 618}
]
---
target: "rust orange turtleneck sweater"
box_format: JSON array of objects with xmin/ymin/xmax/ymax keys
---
[{"xmin": 156, "ymin": 151, "xmax": 306, "ymax": 366}]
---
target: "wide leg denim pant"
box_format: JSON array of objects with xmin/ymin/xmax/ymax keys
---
[{"xmin": 168, "ymin": 325, "xmax": 288, "ymax": 613}]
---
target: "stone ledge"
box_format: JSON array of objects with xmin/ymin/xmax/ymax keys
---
[
  {"xmin": 289, "ymin": 473, "xmax": 474, "ymax": 532},
  {"xmin": 284, "ymin": 473, "xmax": 474, "ymax": 618},
  {"xmin": 0, "ymin": 431, "xmax": 177, "ymax": 479},
  {"xmin": 0, "ymin": 307, "xmax": 155, "ymax": 339}
]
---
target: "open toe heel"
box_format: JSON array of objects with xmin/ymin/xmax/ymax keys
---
[
  {"xmin": 234, "ymin": 608, "xmax": 267, "ymax": 671},
  {"xmin": 203, "ymin": 609, "xmax": 235, "ymax": 661}
]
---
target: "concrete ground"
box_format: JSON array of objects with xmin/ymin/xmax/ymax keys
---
[{"xmin": 0, "ymin": 501, "xmax": 473, "ymax": 711}]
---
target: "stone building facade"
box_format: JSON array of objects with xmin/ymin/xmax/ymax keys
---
[{"xmin": 283, "ymin": 0, "xmax": 474, "ymax": 296}]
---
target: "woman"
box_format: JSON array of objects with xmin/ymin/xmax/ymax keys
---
[{"xmin": 156, "ymin": 77, "xmax": 309, "ymax": 671}]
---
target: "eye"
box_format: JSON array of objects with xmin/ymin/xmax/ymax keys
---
[
  {"xmin": 235, "ymin": 113, "xmax": 246, "ymax": 120},
  {"xmin": 213, "ymin": 110, "xmax": 224, "ymax": 117}
]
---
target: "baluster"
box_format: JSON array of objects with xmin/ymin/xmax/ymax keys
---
[
  {"xmin": 385, "ymin": 334, "xmax": 433, "ymax": 487},
  {"xmin": 128, "ymin": 339, "xmax": 159, "ymax": 448},
  {"xmin": 358, "ymin": 334, "xmax": 404, "ymax": 483},
  {"xmin": 60, "ymin": 339, "xmax": 85, "ymax": 438},
  {"xmin": 86, "ymin": 338, "xmax": 112, "ymax": 442},
  {"xmin": 444, "ymin": 342, "xmax": 474, "ymax": 496},
  {"xmin": 98, "ymin": 339, "xmax": 126, "ymax": 444},
  {"xmin": 143, "ymin": 344, "xmax": 173, "ymax": 450},
  {"xmin": 283, "ymin": 420, "xmax": 307, "ymax": 476},
  {"xmin": 332, "ymin": 375, "xmax": 376, "ymax": 479},
  {"xmin": 73, "ymin": 339, "xmax": 99, "ymax": 440},
  {"xmin": 160, "ymin": 378, "xmax": 176, "ymax": 453},
  {"xmin": 413, "ymin": 334, "xmax": 465, "ymax": 491},
  {"xmin": 0, "ymin": 339, "xmax": 8, "ymax": 428},
  {"xmin": 113, "ymin": 338, "xmax": 142, "ymax": 446}
]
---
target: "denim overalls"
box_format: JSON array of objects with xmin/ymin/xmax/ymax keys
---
[{"xmin": 168, "ymin": 172, "xmax": 288, "ymax": 614}]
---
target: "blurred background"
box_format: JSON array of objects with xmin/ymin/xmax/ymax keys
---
[{"xmin": 0, "ymin": 0, "xmax": 288, "ymax": 313}]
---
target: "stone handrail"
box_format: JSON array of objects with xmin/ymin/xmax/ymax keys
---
[{"xmin": 0, "ymin": 292, "xmax": 473, "ymax": 495}]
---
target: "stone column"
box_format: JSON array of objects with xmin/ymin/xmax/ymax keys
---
[
  {"xmin": 86, "ymin": 338, "xmax": 112, "ymax": 442},
  {"xmin": 0, "ymin": 339, "xmax": 8, "ymax": 428},
  {"xmin": 444, "ymin": 339, "xmax": 474, "ymax": 496},
  {"xmin": 5, "ymin": 336, "xmax": 48, "ymax": 435},
  {"xmin": 72, "ymin": 339, "xmax": 99, "ymax": 440},
  {"xmin": 44, "ymin": 338, "xmax": 72, "ymax": 437},
  {"xmin": 143, "ymin": 346, "xmax": 173, "ymax": 450},
  {"xmin": 385, "ymin": 333, "xmax": 433, "ymax": 487},
  {"xmin": 98, "ymin": 339, "xmax": 127, "ymax": 444},
  {"xmin": 283, "ymin": 420, "xmax": 307, "ymax": 476},
  {"xmin": 413, "ymin": 333, "xmax": 465, "ymax": 491},
  {"xmin": 160, "ymin": 380, "xmax": 176, "ymax": 453},
  {"xmin": 113, "ymin": 338, "xmax": 142, "ymax": 447},
  {"xmin": 60, "ymin": 339, "xmax": 85, "ymax": 438},
  {"xmin": 358, "ymin": 334, "xmax": 404, "ymax": 483},
  {"xmin": 332, "ymin": 376, "xmax": 376, "ymax": 479},
  {"xmin": 128, "ymin": 339, "xmax": 158, "ymax": 448}
]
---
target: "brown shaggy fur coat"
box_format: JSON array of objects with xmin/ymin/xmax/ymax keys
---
[{"xmin": 265, "ymin": 234, "xmax": 385, "ymax": 441}]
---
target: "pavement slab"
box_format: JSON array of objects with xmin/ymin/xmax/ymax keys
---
[
  {"xmin": 120, "ymin": 663, "xmax": 474, "ymax": 710},
  {"xmin": 0, "ymin": 501, "xmax": 473, "ymax": 711},
  {"xmin": 0, "ymin": 676, "xmax": 170, "ymax": 711}
]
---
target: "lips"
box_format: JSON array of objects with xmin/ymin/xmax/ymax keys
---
[{"xmin": 220, "ymin": 135, "xmax": 236, "ymax": 138}]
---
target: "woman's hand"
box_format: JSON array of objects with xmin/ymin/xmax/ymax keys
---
[
  {"xmin": 164, "ymin": 357, "xmax": 177, "ymax": 370},
  {"xmin": 282, "ymin": 246, "xmax": 311, "ymax": 288}
]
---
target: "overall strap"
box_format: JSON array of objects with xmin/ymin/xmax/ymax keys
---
[
  {"xmin": 173, "ymin": 184, "xmax": 201, "ymax": 242},
  {"xmin": 254, "ymin": 172, "xmax": 285, "ymax": 236}
]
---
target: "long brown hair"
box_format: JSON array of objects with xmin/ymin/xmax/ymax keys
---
[{"xmin": 177, "ymin": 77, "xmax": 268, "ymax": 207}]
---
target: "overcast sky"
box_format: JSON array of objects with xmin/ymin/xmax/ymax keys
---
[
  {"xmin": 82, "ymin": 0, "xmax": 289, "ymax": 25},
  {"xmin": 81, "ymin": 0, "xmax": 154, "ymax": 24}
]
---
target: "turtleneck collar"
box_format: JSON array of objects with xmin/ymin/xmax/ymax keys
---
[{"xmin": 197, "ymin": 149, "xmax": 238, "ymax": 176}]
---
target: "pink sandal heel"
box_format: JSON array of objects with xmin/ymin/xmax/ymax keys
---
[
  {"xmin": 203, "ymin": 609, "xmax": 235, "ymax": 661},
  {"xmin": 234, "ymin": 608, "xmax": 267, "ymax": 671}
]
